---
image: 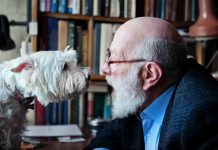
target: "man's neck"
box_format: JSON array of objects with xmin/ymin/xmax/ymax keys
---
[{"xmin": 138, "ymin": 78, "xmax": 172, "ymax": 113}]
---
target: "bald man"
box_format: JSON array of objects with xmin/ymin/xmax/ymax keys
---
[{"xmin": 86, "ymin": 17, "xmax": 218, "ymax": 150}]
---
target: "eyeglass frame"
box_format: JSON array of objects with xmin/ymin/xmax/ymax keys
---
[{"xmin": 104, "ymin": 48, "xmax": 147, "ymax": 72}]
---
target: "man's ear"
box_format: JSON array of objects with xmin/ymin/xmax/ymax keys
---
[
  {"xmin": 11, "ymin": 62, "xmax": 33, "ymax": 73},
  {"xmin": 141, "ymin": 62, "xmax": 163, "ymax": 90}
]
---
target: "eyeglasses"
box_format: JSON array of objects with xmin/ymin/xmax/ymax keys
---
[{"xmin": 104, "ymin": 48, "xmax": 147, "ymax": 74}]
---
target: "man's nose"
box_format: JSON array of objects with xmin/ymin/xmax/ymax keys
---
[{"xmin": 101, "ymin": 62, "xmax": 110, "ymax": 75}]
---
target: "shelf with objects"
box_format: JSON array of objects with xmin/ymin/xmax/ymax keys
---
[{"xmin": 33, "ymin": 0, "xmax": 199, "ymax": 81}]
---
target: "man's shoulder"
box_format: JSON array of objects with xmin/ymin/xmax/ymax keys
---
[
  {"xmin": 179, "ymin": 59, "xmax": 218, "ymax": 90},
  {"xmin": 173, "ymin": 59, "xmax": 218, "ymax": 108}
]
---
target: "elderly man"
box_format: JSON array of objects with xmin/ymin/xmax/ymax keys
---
[{"xmin": 86, "ymin": 17, "xmax": 218, "ymax": 150}]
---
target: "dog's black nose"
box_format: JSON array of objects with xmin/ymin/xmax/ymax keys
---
[{"xmin": 86, "ymin": 74, "xmax": 91, "ymax": 82}]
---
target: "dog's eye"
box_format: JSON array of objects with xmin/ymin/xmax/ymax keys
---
[{"xmin": 63, "ymin": 63, "xmax": 68, "ymax": 71}]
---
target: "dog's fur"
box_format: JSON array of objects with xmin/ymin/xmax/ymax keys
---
[{"xmin": 0, "ymin": 48, "xmax": 89, "ymax": 149}]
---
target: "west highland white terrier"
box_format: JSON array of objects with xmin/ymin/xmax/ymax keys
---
[{"xmin": 0, "ymin": 47, "xmax": 89, "ymax": 149}]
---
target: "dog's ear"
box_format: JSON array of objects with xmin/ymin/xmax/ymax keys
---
[{"xmin": 11, "ymin": 63, "xmax": 32, "ymax": 72}]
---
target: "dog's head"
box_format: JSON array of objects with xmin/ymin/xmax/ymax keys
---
[{"xmin": 8, "ymin": 48, "xmax": 89, "ymax": 105}]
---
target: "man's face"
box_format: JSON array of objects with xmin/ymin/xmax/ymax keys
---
[
  {"xmin": 103, "ymin": 26, "xmax": 147, "ymax": 118},
  {"xmin": 106, "ymin": 65, "xmax": 147, "ymax": 118}
]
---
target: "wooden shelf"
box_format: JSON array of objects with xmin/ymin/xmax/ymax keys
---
[
  {"xmin": 90, "ymin": 75, "xmax": 106, "ymax": 81},
  {"xmin": 39, "ymin": 12, "xmax": 91, "ymax": 21},
  {"xmin": 169, "ymin": 21, "xmax": 194, "ymax": 28},
  {"xmin": 40, "ymin": 12, "xmax": 129, "ymax": 23},
  {"xmin": 93, "ymin": 16, "xmax": 129, "ymax": 23}
]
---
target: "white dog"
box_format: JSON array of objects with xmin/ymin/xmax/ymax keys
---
[{"xmin": 0, "ymin": 47, "xmax": 89, "ymax": 149}]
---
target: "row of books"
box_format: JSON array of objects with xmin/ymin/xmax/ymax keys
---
[
  {"xmin": 38, "ymin": 17, "xmax": 88, "ymax": 67},
  {"xmin": 26, "ymin": 82, "xmax": 111, "ymax": 127},
  {"xmin": 39, "ymin": 0, "xmax": 199, "ymax": 22},
  {"xmin": 39, "ymin": 0, "xmax": 137, "ymax": 18},
  {"xmin": 145, "ymin": 0, "xmax": 198, "ymax": 22},
  {"xmin": 38, "ymin": 17, "xmax": 122, "ymax": 75}
]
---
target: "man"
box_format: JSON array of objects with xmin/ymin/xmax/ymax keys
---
[{"xmin": 86, "ymin": 17, "xmax": 218, "ymax": 150}]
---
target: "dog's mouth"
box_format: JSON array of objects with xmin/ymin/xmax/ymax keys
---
[{"xmin": 19, "ymin": 96, "xmax": 35, "ymax": 110}]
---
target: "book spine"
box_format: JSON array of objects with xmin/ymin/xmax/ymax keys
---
[
  {"xmin": 75, "ymin": 25, "xmax": 83, "ymax": 64},
  {"xmin": 68, "ymin": 21, "xmax": 75, "ymax": 49},
  {"xmin": 71, "ymin": 96, "xmax": 79, "ymax": 124},
  {"xmin": 67, "ymin": 100, "xmax": 72, "ymax": 124},
  {"xmin": 45, "ymin": 103, "xmax": 52, "ymax": 124},
  {"xmin": 87, "ymin": 92, "xmax": 94, "ymax": 121},
  {"xmin": 46, "ymin": 0, "xmax": 51, "ymax": 12},
  {"xmin": 93, "ymin": 23, "xmax": 101, "ymax": 75},
  {"xmin": 47, "ymin": 18, "xmax": 58, "ymax": 50},
  {"xmin": 62, "ymin": 100, "xmax": 68, "ymax": 124},
  {"xmin": 35, "ymin": 99, "xmax": 45, "ymax": 125},
  {"xmin": 58, "ymin": 20, "xmax": 68, "ymax": 51},
  {"xmin": 81, "ymin": 30, "xmax": 89, "ymax": 67},
  {"xmin": 110, "ymin": 0, "xmax": 120, "ymax": 17},
  {"xmin": 58, "ymin": 0, "xmax": 67, "ymax": 13},
  {"xmin": 103, "ymin": 94, "xmax": 112, "ymax": 120},
  {"xmin": 39, "ymin": 0, "xmax": 46, "ymax": 12},
  {"xmin": 79, "ymin": 94, "xmax": 86, "ymax": 127},
  {"xmin": 50, "ymin": 102, "xmax": 58, "ymax": 125},
  {"xmin": 50, "ymin": 0, "xmax": 59, "ymax": 13},
  {"xmin": 57, "ymin": 102, "xmax": 63, "ymax": 124}
]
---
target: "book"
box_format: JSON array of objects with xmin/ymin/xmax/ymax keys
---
[
  {"xmin": 87, "ymin": 92, "xmax": 94, "ymax": 121},
  {"xmin": 50, "ymin": 102, "xmax": 58, "ymax": 125},
  {"xmin": 39, "ymin": 0, "xmax": 46, "ymax": 12},
  {"xmin": 68, "ymin": 0, "xmax": 80, "ymax": 14},
  {"xmin": 68, "ymin": 21, "xmax": 75, "ymax": 49},
  {"xmin": 79, "ymin": 94, "xmax": 86, "ymax": 127},
  {"xmin": 58, "ymin": 0, "xmax": 67, "ymax": 13},
  {"xmin": 104, "ymin": 0, "xmax": 110, "ymax": 17},
  {"xmin": 110, "ymin": 0, "xmax": 120, "ymax": 17},
  {"xmin": 81, "ymin": 30, "xmax": 89, "ymax": 67},
  {"xmin": 135, "ymin": 0, "xmax": 145, "ymax": 17},
  {"xmin": 58, "ymin": 20, "xmax": 68, "ymax": 51},
  {"xmin": 45, "ymin": 103, "xmax": 52, "ymax": 124},
  {"xmin": 103, "ymin": 94, "xmax": 112, "ymax": 120},
  {"xmin": 160, "ymin": 0, "xmax": 166, "ymax": 19},
  {"xmin": 93, "ymin": 0, "xmax": 100, "ymax": 16},
  {"xmin": 57, "ymin": 101, "xmax": 63, "ymax": 124},
  {"xmin": 35, "ymin": 99, "xmax": 45, "ymax": 125},
  {"xmin": 93, "ymin": 23, "xmax": 101, "ymax": 75},
  {"xmin": 94, "ymin": 93, "xmax": 107, "ymax": 118},
  {"xmin": 47, "ymin": 18, "xmax": 58, "ymax": 51},
  {"xmin": 62, "ymin": 100, "xmax": 68, "ymax": 124},
  {"xmin": 129, "ymin": 0, "xmax": 136, "ymax": 18},
  {"xmin": 46, "ymin": 0, "xmax": 51, "ymax": 12},
  {"xmin": 50, "ymin": 0, "xmax": 58, "ymax": 13},
  {"xmin": 71, "ymin": 96, "xmax": 79, "ymax": 124},
  {"xmin": 75, "ymin": 25, "xmax": 83, "ymax": 64}
]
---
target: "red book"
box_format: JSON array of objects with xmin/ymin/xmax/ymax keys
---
[
  {"xmin": 87, "ymin": 92, "xmax": 94, "ymax": 121},
  {"xmin": 35, "ymin": 99, "xmax": 45, "ymax": 125}
]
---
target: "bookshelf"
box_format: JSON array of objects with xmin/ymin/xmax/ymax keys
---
[
  {"xmin": 32, "ymin": 0, "xmax": 200, "ymax": 80},
  {"xmin": 30, "ymin": 0, "xmax": 218, "ymax": 127}
]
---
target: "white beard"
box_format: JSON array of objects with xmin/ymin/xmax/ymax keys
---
[{"xmin": 106, "ymin": 68, "xmax": 147, "ymax": 118}]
